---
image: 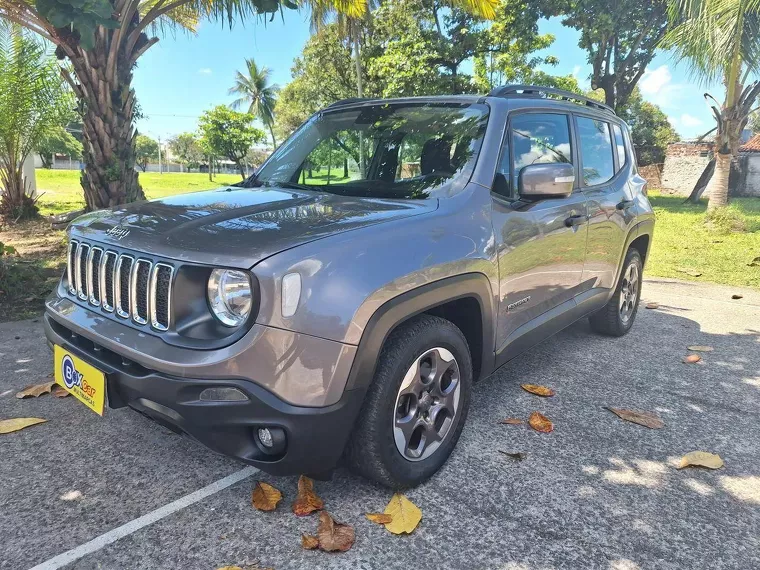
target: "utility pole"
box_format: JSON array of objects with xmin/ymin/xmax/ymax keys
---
[{"xmin": 158, "ymin": 135, "xmax": 162, "ymax": 174}]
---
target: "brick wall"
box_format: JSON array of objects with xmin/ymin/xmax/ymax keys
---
[
  {"xmin": 661, "ymin": 143, "xmax": 713, "ymax": 195},
  {"xmin": 639, "ymin": 164, "xmax": 663, "ymax": 188}
]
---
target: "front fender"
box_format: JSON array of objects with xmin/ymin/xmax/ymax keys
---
[{"xmin": 251, "ymin": 184, "xmax": 499, "ymax": 348}]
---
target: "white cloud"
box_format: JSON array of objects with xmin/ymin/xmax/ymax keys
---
[
  {"xmin": 198, "ymin": 68, "xmax": 212, "ymax": 75},
  {"xmin": 572, "ymin": 65, "xmax": 582, "ymax": 77},
  {"xmin": 680, "ymin": 114, "xmax": 703, "ymax": 127},
  {"xmin": 668, "ymin": 116, "xmax": 679, "ymax": 126},
  {"xmin": 640, "ymin": 65, "xmax": 672, "ymax": 95}
]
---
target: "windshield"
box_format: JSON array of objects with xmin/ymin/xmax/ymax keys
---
[{"xmin": 249, "ymin": 102, "xmax": 489, "ymax": 199}]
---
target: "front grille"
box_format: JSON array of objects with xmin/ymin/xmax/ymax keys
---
[{"xmin": 66, "ymin": 239, "xmax": 174, "ymax": 331}]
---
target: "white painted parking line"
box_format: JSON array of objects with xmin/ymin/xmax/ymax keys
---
[{"xmin": 28, "ymin": 466, "xmax": 259, "ymax": 570}]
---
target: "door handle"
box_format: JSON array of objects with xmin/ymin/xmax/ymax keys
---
[
  {"xmin": 564, "ymin": 214, "xmax": 586, "ymax": 228},
  {"xmin": 616, "ymin": 199, "xmax": 635, "ymax": 210}
]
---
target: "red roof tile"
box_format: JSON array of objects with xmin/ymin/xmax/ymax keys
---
[{"xmin": 740, "ymin": 133, "xmax": 760, "ymax": 152}]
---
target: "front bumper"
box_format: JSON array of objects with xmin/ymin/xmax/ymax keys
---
[{"xmin": 44, "ymin": 312, "xmax": 366, "ymax": 475}]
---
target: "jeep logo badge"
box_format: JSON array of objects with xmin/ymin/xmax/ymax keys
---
[{"xmin": 106, "ymin": 225, "xmax": 130, "ymax": 240}]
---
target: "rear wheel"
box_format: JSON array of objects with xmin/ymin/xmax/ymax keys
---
[
  {"xmin": 589, "ymin": 248, "xmax": 643, "ymax": 337},
  {"xmin": 345, "ymin": 315, "xmax": 472, "ymax": 489}
]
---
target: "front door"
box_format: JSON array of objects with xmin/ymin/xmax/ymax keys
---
[
  {"xmin": 491, "ymin": 111, "xmax": 588, "ymax": 349},
  {"xmin": 575, "ymin": 116, "xmax": 634, "ymax": 290}
]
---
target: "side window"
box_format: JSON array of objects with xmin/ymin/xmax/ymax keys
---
[
  {"xmin": 612, "ymin": 124, "xmax": 626, "ymax": 171},
  {"xmin": 511, "ymin": 113, "xmax": 572, "ymax": 192},
  {"xmin": 576, "ymin": 117, "xmax": 615, "ymax": 186}
]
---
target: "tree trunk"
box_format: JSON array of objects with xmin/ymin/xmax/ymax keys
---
[
  {"xmin": 236, "ymin": 160, "xmax": 246, "ymax": 180},
  {"xmin": 706, "ymin": 152, "xmax": 731, "ymax": 210},
  {"xmin": 685, "ymin": 158, "xmax": 715, "ymax": 204},
  {"xmin": 343, "ymin": 157, "xmax": 348, "ymax": 178},
  {"xmin": 268, "ymin": 124, "xmax": 277, "ymax": 149},
  {"xmin": 40, "ymin": 154, "xmax": 52, "ymax": 169},
  {"xmin": 58, "ymin": 22, "xmax": 147, "ymax": 211}
]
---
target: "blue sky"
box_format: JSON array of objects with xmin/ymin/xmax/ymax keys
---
[{"xmin": 133, "ymin": 12, "xmax": 724, "ymax": 141}]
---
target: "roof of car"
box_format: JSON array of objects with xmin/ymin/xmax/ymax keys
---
[{"xmin": 326, "ymin": 85, "xmax": 617, "ymax": 117}]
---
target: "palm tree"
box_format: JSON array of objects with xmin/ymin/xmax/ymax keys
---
[
  {"xmin": 0, "ymin": 0, "xmax": 367, "ymax": 211},
  {"xmin": 229, "ymin": 58, "xmax": 279, "ymax": 148},
  {"xmin": 663, "ymin": 0, "xmax": 760, "ymax": 209},
  {"xmin": 0, "ymin": 23, "xmax": 72, "ymax": 220}
]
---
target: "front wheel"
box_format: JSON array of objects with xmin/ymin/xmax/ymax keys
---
[
  {"xmin": 589, "ymin": 248, "xmax": 643, "ymax": 337},
  {"xmin": 344, "ymin": 315, "xmax": 472, "ymax": 489}
]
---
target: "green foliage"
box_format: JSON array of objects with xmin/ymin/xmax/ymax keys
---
[
  {"xmin": 0, "ymin": 24, "xmax": 73, "ymax": 220},
  {"xmin": 0, "ymin": 241, "xmax": 17, "ymax": 256},
  {"xmin": 663, "ymin": 0, "xmax": 760, "ymax": 87},
  {"xmin": 35, "ymin": 125, "xmax": 83, "ymax": 167},
  {"xmin": 540, "ymin": 0, "xmax": 669, "ymax": 110},
  {"xmin": 135, "ymin": 134, "xmax": 159, "ymax": 172},
  {"xmin": 34, "ymin": 0, "xmax": 119, "ymax": 50},
  {"xmin": 198, "ymin": 105, "xmax": 265, "ymax": 177},
  {"xmin": 617, "ymin": 88, "xmax": 679, "ymax": 165},
  {"xmin": 167, "ymin": 132, "xmax": 204, "ymax": 169},
  {"xmin": 229, "ymin": 58, "xmax": 279, "ymax": 147},
  {"xmin": 276, "ymin": 0, "xmax": 571, "ymax": 139},
  {"xmin": 704, "ymin": 205, "xmax": 748, "ymax": 234},
  {"xmin": 750, "ymin": 111, "xmax": 760, "ymax": 134}
]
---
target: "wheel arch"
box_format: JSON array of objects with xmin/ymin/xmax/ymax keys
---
[{"xmin": 344, "ymin": 273, "xmax": 496, "ymax": 392}]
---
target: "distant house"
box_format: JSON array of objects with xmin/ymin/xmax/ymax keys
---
[{"xmin": 658, "ymin": 135, "xmax": 760, "ymax": 197}]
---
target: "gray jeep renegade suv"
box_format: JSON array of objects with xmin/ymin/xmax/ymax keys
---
[{"xmin": 46, "ymin": 85, "xmax": 654, "ymax": 488}]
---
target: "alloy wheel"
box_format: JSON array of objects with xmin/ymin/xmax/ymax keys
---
[
  {"xmin": 619, "ymin": 262, "xmax": 639, "ymax": 324},
  {"xmin": 392, "ymin": 347, "xmax": 461, "ymax": 462}
]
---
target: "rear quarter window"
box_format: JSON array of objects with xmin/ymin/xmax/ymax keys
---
[{"xmin": 576, "ymin": 117, "xmax": 615, "ymax": 186}]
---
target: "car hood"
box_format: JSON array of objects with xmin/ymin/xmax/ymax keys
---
[{"xmin": 69, "ymin": 186, "xmax": 437, "ymax": 268}]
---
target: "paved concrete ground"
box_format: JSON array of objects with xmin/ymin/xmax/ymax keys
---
[{"xmin": 1, "ymin": 278, "xmax": 759, "ymax": 570}]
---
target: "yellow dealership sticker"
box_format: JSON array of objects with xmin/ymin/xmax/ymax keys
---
[{"xmin": 54, "ymin": 345, "xmax": 106, "ymax": 416}]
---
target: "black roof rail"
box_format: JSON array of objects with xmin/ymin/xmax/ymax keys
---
[
  {"xmin": 326, "ymin": 97, "xmax": 369, "ymax": 108},
  {"xmin": 488, "ymin": 84, "xmax": 615, "ymax": 115}
]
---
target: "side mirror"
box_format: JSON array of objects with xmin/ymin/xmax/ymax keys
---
[{"xmin": 518, "ymin": 163, "xmax": 575, "ymax": 199}]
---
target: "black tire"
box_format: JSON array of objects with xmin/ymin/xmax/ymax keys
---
[
  {"xmin": 344, "ymin": 314, "xmax": 472, "ymax": 489},
  {"xmin": 589, "ymin": 248, "xmax": 643, "ymax": 337}
]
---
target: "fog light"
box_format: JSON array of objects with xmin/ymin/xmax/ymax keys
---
[
  {"xmin": 254, "ymin": 426, "xmax": 286, "ymax": 455},
  {"xmin": 199, "ymin": 387, "xmax": 249, "ymax": 402},
  {"xmin": 257, "ymin": 427, "xmax": 273, "ymax": 448}
]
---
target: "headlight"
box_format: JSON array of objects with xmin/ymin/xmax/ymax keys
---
[{"xmin": 207, "ymin": 269, "xmax": 252, "ymax": 327}]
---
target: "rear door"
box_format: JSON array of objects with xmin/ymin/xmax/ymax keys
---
[
  {"xmin": 575, "ymin": 115, "xmax": 635, "ymax": 290},
  {"xmin": 491, "ymin": 111, "xmax": 588, "ymax": 347}
]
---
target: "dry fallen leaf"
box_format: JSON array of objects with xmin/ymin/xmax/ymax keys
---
[
  {"xmin": 0, "ymin": 417, "xmax": 47, "ymax": 434},
  {"xmin": 645, "ymin": 302, "xmax": 659, "ymax": 309},
  {"xmin": 301, "ymin": 534, "xmax": 319, "ymax": 550},
  {"xmin": 498, "ymin": 450, "xmax": 527, "ymax": 461},
  {"xmin": 292, "ymin": 475, "xmax": 324, "ymax": 516},
  {"xmin": 528, "ymin": 411, "xmax": 553, "ymax": 433},
  {"xmin": 15, "ymin": 381, "xmax": 56, "ymax": 399},
  {"xmin": 251, "ymin": 482, "xmax": 282, "ymax": 512},
  {"xmin": 748, "ymin": 256, "xmax": 760, "ymax": 267},
  {"xmin": 499, "ymin": 418, "xmax": 523, "ymax": 425},
  {"xmin": 678, "ymin": 451, "xmax": 724, "ymax": 470},
  {"xmin": 731, "ymin": 294, "xmax": 743, "ymax": 299},
  {"xmin": 607, "ymin": 408, "xmax": 664, "ymax": 429},
  {"xmin": 316, "ymin": 511, "xmax": 355, "ymax": 552},
  {"xmin": 521, "ymin": 384, "xmax": 555, "ymax": 397},
  {"xmin": 687, "ymin": 345, "xmax": 714, "ymax": 352},
  {"xmin": 365, "ymin": 512, "xmax": 393, "ymax": 524},
  {"xmin": 383, "ymin": 493, "xmax": 422, "ymax": 535},
  {"xmin": 683, "ymin": 354, "xmax": 702, "ymax": 364},
  {"xmin": 51, "ymin": 385, "xmax": 71, "ymax": 398}
]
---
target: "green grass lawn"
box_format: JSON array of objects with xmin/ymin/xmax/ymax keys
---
[
  {"xmin": 35, "ymin": 169, "xmax": 241, "ymax": 216},
  {"xmin": 646, "ymin": 191, "xmax": 760, "ymax": 288}
]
